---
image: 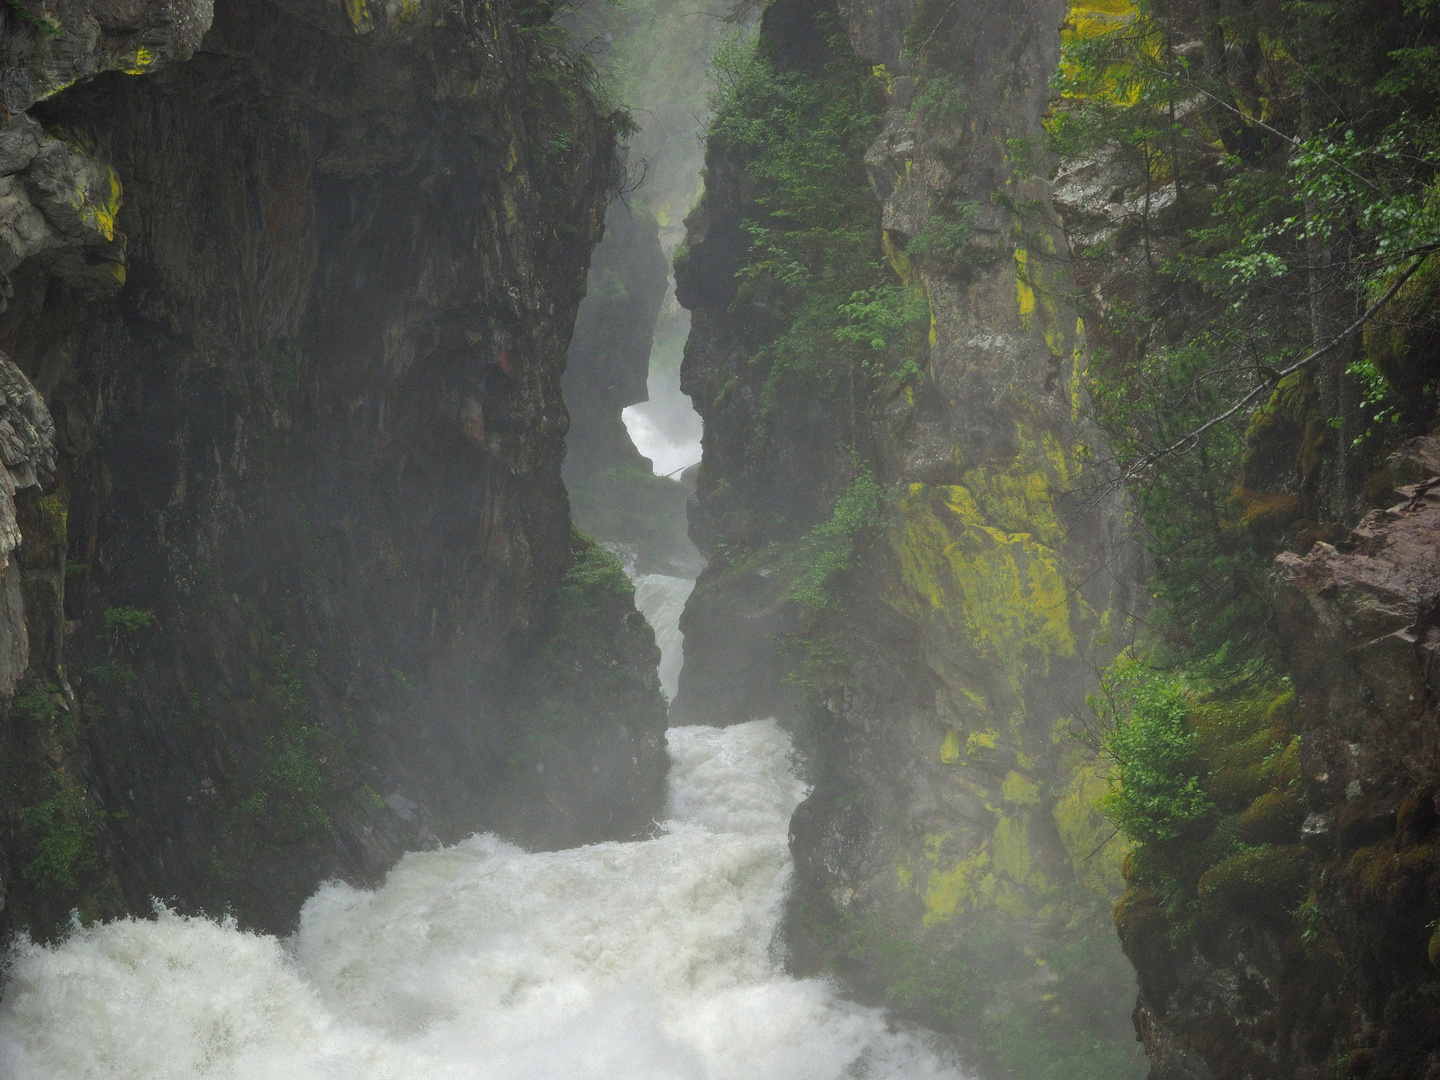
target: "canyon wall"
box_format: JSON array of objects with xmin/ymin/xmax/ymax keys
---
[
  {"xmin": 674, "ymin": 0, "xmax": 1148, "ymax": 1074},
  {"xmin": 0, "ymin": 0, "xmax": 667, "ymax": 939},
  {"xmin": 1047, "ymin": 0, "xmax": 1440, "ymax": 1076},
  {"xmin": 1098, "ymin": 468, "xmax": 1440, "ymax": 1080}
]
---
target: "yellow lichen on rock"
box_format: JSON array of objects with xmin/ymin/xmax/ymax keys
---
[
  {"xmin": 940, "ymin": 728, "xmax": 961, "ymax": 763},
  {"xmin": 1052, "ymin": 755, "xmax": 1127, "ymax": 896},
  {"xmin": 345, "ymin": 0, "xmax": 374, "ymax": 33},
  {"xmin": 122, "ymin": 47, "xmax": 156, "ymax": 76},
  {"xmin": 889, "ymin": 478, "xmax": 1076, "ymax": 699},
  {"xmin": 992, "ymin": 814, "xmax": 1034, "ymax": 884},
  {"xmin": 70, "ymin": 166, "xmax": 123, "ymax": 243},
  {"xmin": 1058, "ymin": 0, "xmax": 1141, "ymax": 102},
  {"xmin": 920, "ymin": 835, "xmax": 996, "ymax": 926},
  {"xmin": 1015, "ymin": 247, "xmax": 1036, "ymax": 321},
  {"xmin": 1012, "ymin": 237, "xmax": 1069, "ymax": 356},
  {"xmin": 1001, "ymin": 770, "xmax": 1041, "ymax": 805}
]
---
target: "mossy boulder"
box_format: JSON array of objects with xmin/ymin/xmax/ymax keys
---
[
  {"xmin": 1341, "ymin": 841, "xmax": 1437, "ymax": 915},
  {"xmin": 1196, "ymin": 844, "xmax": 1310, "ymax": 919},
  {"xmin": 1235, "ymin": 788, "xmax": 1307, "ymax": 847}
]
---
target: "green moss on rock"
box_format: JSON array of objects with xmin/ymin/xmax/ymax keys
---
[
  {"xmin": 1235, "ymin": 788, "xmax": 1307, "ymax": 847},
  {"xmin": 1196, "ymin": 845, "xmax": 1310, "ymax": 919}
]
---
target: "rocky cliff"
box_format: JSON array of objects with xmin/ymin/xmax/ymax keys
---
[
  {"xmin": 674, "ymin": 0, "xmax": 1148, "ymax": 1074},
  {"xmin": 0, "ymin": 0, "xmax": 668, "ymax": 939},
  {"xmin": 1103, "ymin": 466, "xmax": 1440, "ymax": 1080},
  {"xmin": 1045, "ymin": 0, "xmax": 1440, "ymax": 1075}
]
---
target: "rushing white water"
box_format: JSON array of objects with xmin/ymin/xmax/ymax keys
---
[
  {"xmin": 0, "ymin": 572, "xmax": 969, "ymax": 1080},
  {"xmin": 0, "ymin": 720, "xmax": 966, "ymax": 1080},
  {"xmin": 632, "ymin": 573, "xmax": 696, "ymax": 700}
]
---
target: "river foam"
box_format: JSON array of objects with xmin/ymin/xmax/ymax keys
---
[{"xmin": 0, "ymin": 721, "xmax": 966, "ymax": 1079}]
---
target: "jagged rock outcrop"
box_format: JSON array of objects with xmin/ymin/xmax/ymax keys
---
[
  {"xmin": 0, "ymin": 0, "xmax": 211, "ymax": 302},
  {"xmin": 1109, "ymin": 467, "xmax": 1440, "ymax": 1080},
  {"xmin": 0, "ymin": 0, "xmax": 212, "ymax": 113},
  {"xmin": 1271, "ymin": 478, "xmax": 1440, "ymax": 1080},
  {"xmin": 0, "ymin": 0, "xmax": 668, "ymax": 938},
  {"xmin": 674, "ymin": 0, "xmax": 1146, "ymax": 1073},
  {"xmin": 0, "ymin": 351, "xmax": 54, "ymax": 702}
]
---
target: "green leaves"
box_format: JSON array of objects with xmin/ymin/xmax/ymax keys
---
[
  {"xmin": 789, "ymin": 469, "xmax": 885, "ymax": 610},
  {"xmin": 20, "ymin": 773, "xmax": 97, "ymax": 892},
  {"xmin": 1292, "ymin": 120, "xmax": 1440, "ymax": 271},
  {"xmin": 1048, "ymin": 0, "xmax": 1440, "ymax": 668},
  {"xmin": 707, "ymin": 31, "xmax": 926, "ymax": 433},
  {"xmin": 103, "ymin": 605, "xmax": 157, "ymax": 633},
  {"xmin": 1099, "ymin": 672, "xmax": 1214, "ymax": 847},
  {"xmin": 836, "ymin": 285, "xmax": 929, "ymax": 356}
]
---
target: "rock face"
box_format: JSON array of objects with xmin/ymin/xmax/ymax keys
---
[
  {"xmin": 1275, "ymin": 483, "xmax": 1440, "ymax": 818},
  {"xmin": 0, "ymin": 0, "xmax": 668, "ymax": 938},
  {"xmin": 1272, "ymin": 481, "xmax": 1440, "ymax": 1080},
  {"xmin": 674, "ymin": 0, "xmax": 1147, "ymax": 1073},
  {"xmin": 1112, "ymin": 472, "xmax": 1440, "ymax": 1080}
]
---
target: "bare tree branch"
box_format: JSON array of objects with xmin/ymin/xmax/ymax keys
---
[{"xmin": 1104, "ymin": 245, "xmax": 1438, "ymax": 493}]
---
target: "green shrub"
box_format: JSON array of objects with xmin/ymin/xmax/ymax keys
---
[
  {"xmin": 13, "ymin": 684, "xmax": 62, "ymax": 725},
  {"xmin": 1100, "ymin": 674, "xmax": 1213, "ymax": 846},
  {"xmin": 20, "ymin": 774, "xmax": 97, "ymax": 891},
  {"xmin": 89, "ymin": 663, "xmax": 138, "ymax": 689},
  {"xmin": 706, "ymin": 16, "xmax": 924, "ymax": 435},
  {"xmin": 788, "ymin": 469, "xmax": 885, "ymax": 610},
  {"xmin": 909, "ymin": 70, "xmax": 968, "ymax": 126},
  {"xmin": 103, "ymin": 605, "xmax": 156, "ymax": 632}
]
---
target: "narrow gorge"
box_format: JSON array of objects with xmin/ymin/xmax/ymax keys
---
[{"xmin": 0, "ymin": 0, "xmax": 1435, "ymax": 1079}]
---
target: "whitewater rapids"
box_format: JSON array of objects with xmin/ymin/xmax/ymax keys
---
[{"xmin": 0, "ymin": 572, "xmax": 968, "ymax": 1080}]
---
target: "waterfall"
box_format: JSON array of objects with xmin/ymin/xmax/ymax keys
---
[
  {"xmin": 632, "ymin": 573, "xmax": 695, "ymax": 700},
  {"xmin": 0, "ymin": 590, "xmax": 970, "ymax": 1080}
]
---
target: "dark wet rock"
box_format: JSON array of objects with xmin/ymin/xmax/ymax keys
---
[
  {"xmin": 1110, "ymin": 480, "xmax": 1440, "ymax": 1079},
  {"xmin": 0, "ymin": 0, "xmax": 212, "ymax": 113},
  {"xmin": 0, "ymin": 0, "xmax": 667, "ymax": 938},
  {"xmin": 675, "ymin": 0, "xmax": 1146, "ymax": 1073}
]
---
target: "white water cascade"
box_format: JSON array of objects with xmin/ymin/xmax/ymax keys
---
[
  {"xmin": 632, "ymin": 574, "xmax": 695, "ymax": 700},
  {"xmin": 0, "ymin": 595, "xmax": 969, "ymax": 1080}
]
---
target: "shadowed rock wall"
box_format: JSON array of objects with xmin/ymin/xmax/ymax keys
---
[{"xmin": 0, "ymin": 0, "xmax": 667, "ymax": 938}]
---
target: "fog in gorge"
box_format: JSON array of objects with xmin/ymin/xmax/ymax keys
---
[
  {"xmin": 0, "ymin": 1, "xmax": 969, "ymax": 1076},
  {"xmin": 0, "ymin": 715, "xmax": 967, "ymax": 1080},
  {"xmin": 9, "ymin": 0, "xmax": 1427, "ymax": 1074}
]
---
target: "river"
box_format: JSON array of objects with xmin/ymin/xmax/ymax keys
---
[{"xmin": 0, "ymin": 576, "xmax": 969, "ymax": 1080}]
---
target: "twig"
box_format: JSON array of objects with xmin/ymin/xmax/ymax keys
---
[
  {"xmin": 914, "ymin": 0, "xmax": 963, "ymax": 60},
  {"xmin": 1083, "ymin": 827, "xmax": 1121, "ymax": 862},
  {"xmin": 1105, "ymin": 245, "xmax": 1438, "ymax": 493}
]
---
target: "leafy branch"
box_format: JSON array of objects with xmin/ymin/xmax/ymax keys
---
[{"xmin": 4, "ymin": 0, "xmax": 63, "ymax": 36}]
